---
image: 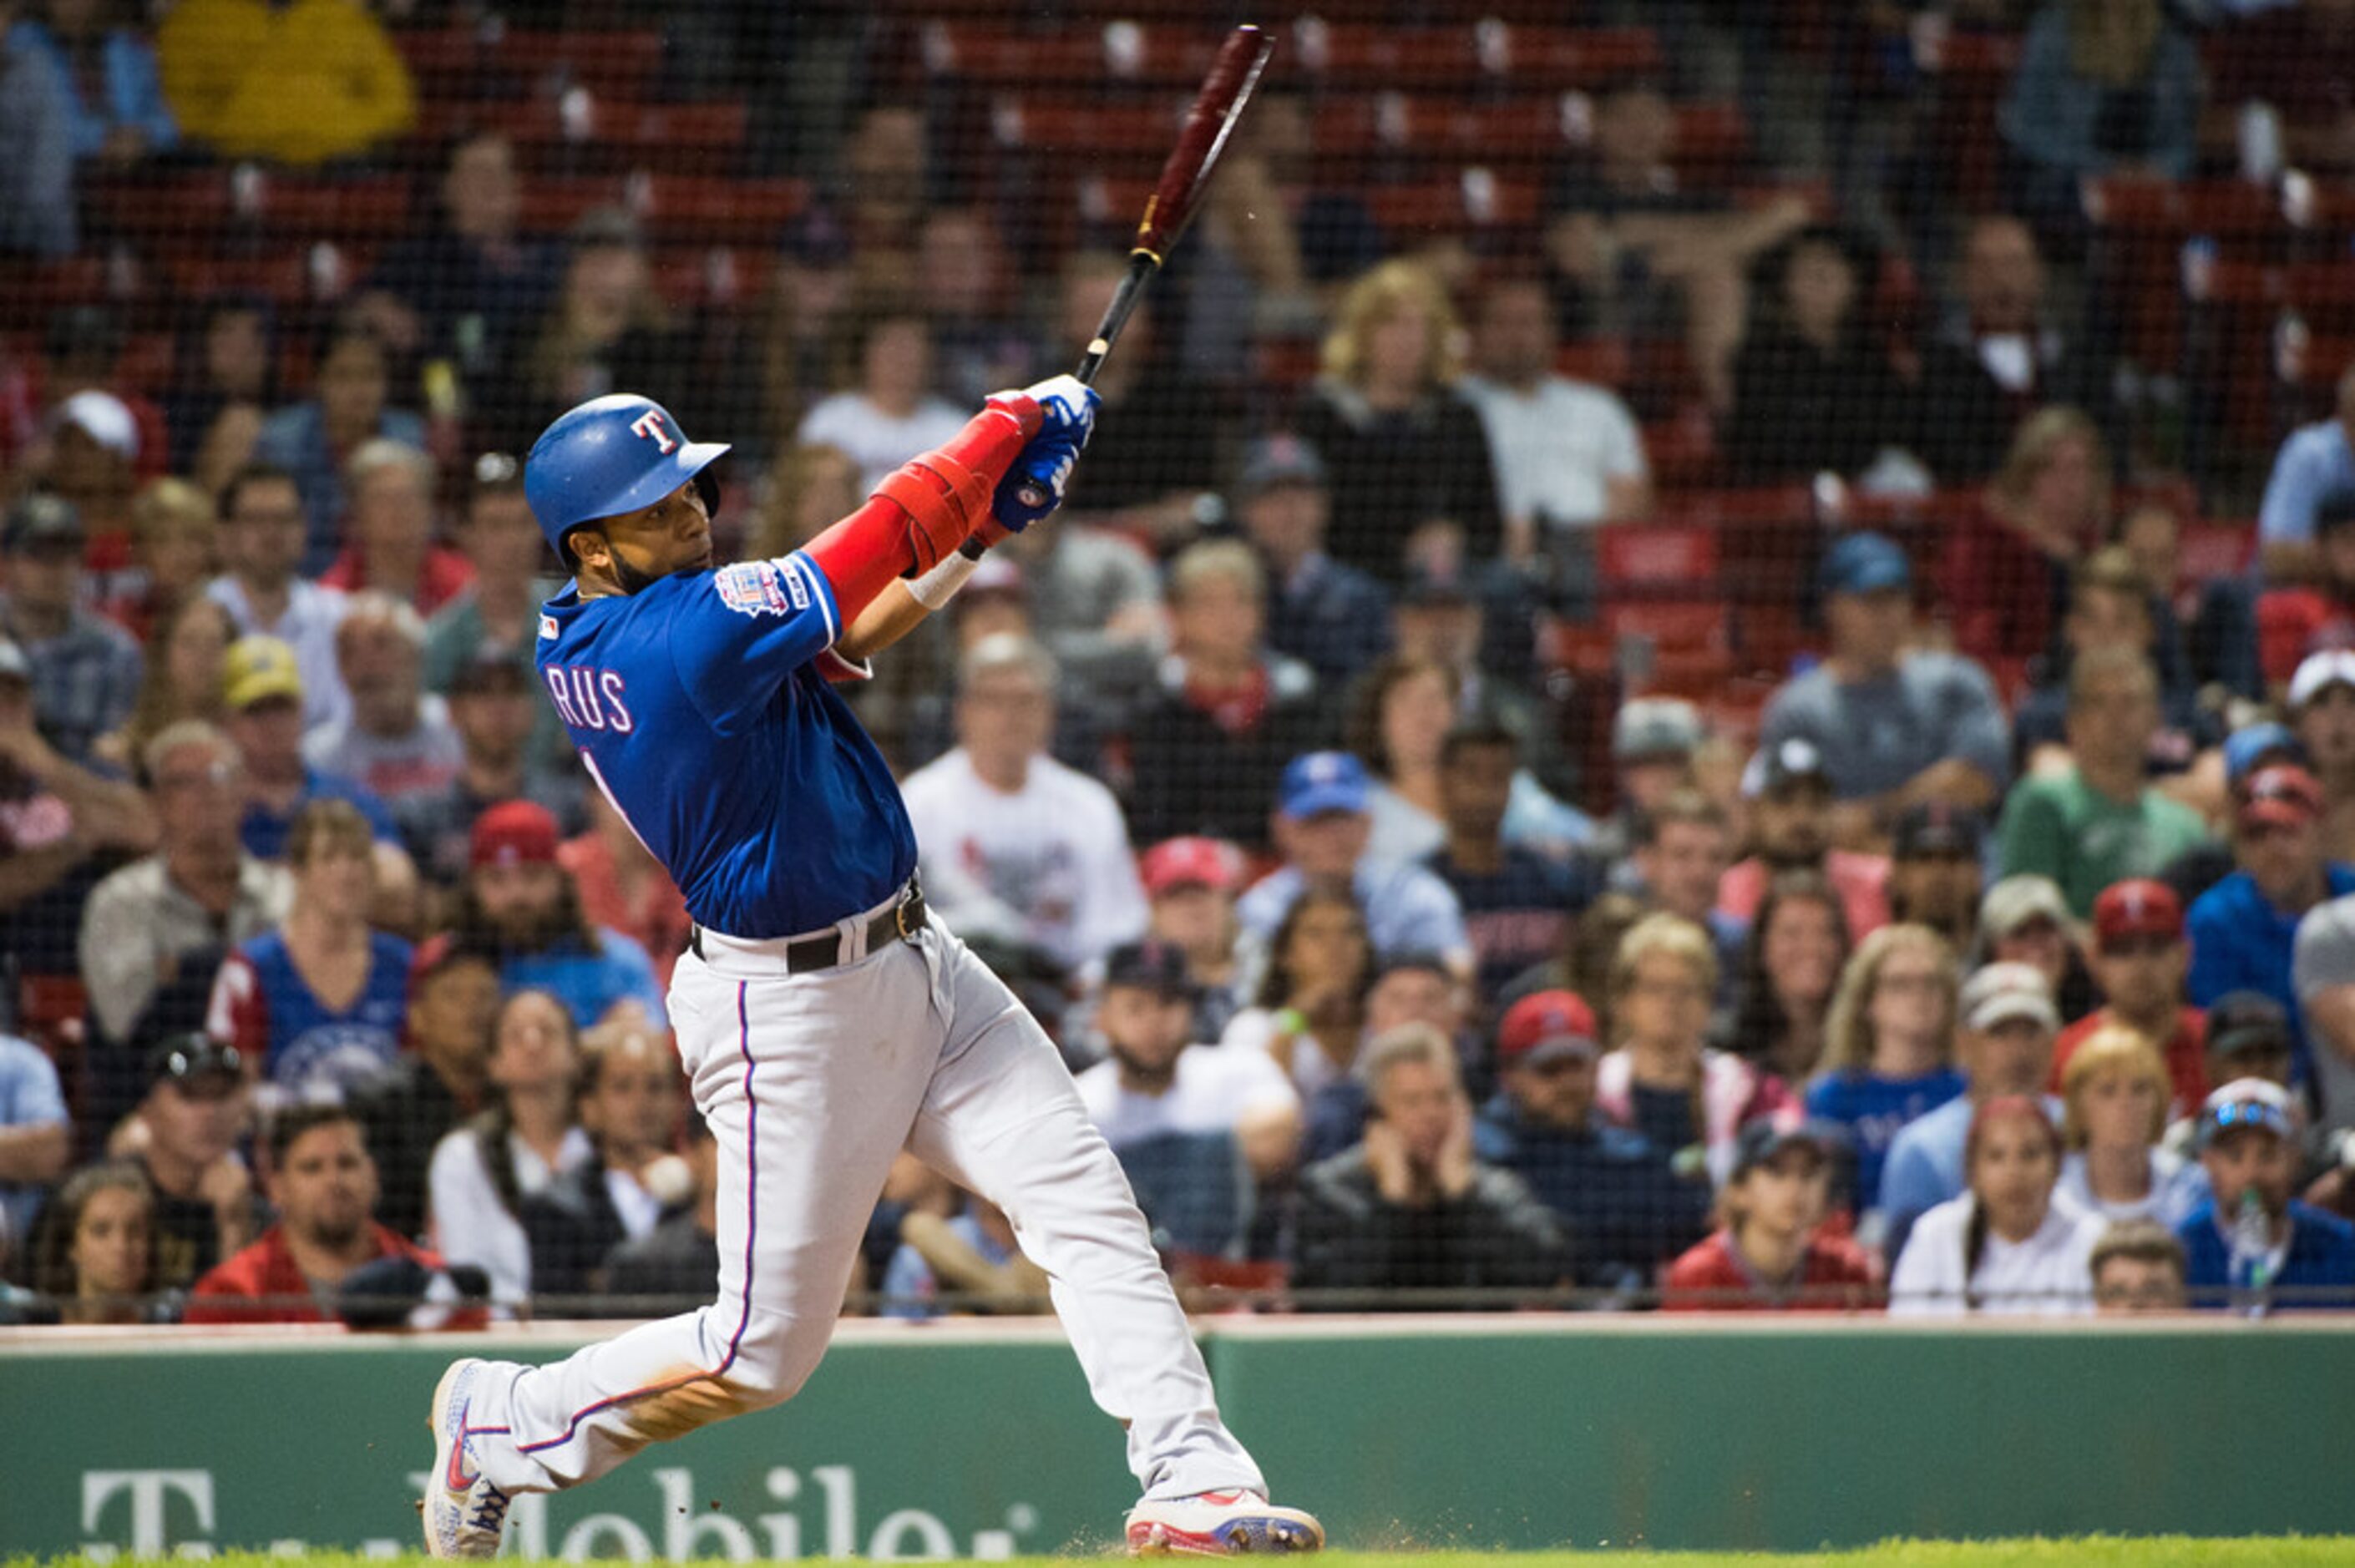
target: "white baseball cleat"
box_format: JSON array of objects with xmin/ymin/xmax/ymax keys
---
[
  {"xmin": 423, "ymin": 1357, "xmax": 514, "ymax": 1560},
  {"xmin": 1125, "ymin": 1490, "xmax": 1326, "ymax": 1555}
]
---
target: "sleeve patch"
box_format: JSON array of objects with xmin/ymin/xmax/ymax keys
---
[{"xmin": 714, "ymin": 559, "xmax": 809, "ymax": 619}]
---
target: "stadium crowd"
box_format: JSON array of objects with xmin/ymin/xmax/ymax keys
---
[{"xmin": 6, "ymin": 0, "xmax": 2355, "ymax": 1322}]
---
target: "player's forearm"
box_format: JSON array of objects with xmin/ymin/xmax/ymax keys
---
[{"xmin": 834, "ymin": 581, "xmax": 933, "ymax": 663}]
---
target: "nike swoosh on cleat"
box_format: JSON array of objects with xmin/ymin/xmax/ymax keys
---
[{"xmin": 444, "ymin": 1399, "xmax": 480, "ymax": 1492}]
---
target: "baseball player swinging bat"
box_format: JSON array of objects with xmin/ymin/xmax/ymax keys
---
[{"xmin": 417, "ymin": 26, "xmax": 1319, "ymax": 1562}]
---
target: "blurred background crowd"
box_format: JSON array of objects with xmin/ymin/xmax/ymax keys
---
[{"xmin": 5, "ymin": 0, "xmax": 2355, "ymax": 1322}]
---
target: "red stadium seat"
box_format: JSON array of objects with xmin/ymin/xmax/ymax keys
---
[
  {"xmin": 1288, "ymin": 22, "xmax": 1662, "ymax": 90},
  {"xmin": 1598, "ymin": 522, "xmax": 1719, "ymax": 586}
]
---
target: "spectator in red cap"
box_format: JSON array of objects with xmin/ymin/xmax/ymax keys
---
[
  {"xmin": 1474, "ymin": 989, "xmax": 1709, "ymax": 1292},
  {"xmin": 1663, "ymin": 1122, "xmax": 1876, "ymax": 1311},
  {"xmin": 2186, "ymin": 765, "xmax": 2355, "ymax": 1083},
  {"xmin": 2049, "ymin": 878, "xmax": 2207, "ymax": 1118},
  {"xmin": 443, "ymin": 800, "xmax": 666, "ymax": 1029},
  {"xmin": 1139, "ymin": 836, "xmax": 1249, "ymax": 1039},
  {"xmin": 1995, "ymin": 647, "xmax": 2212, "ymax": 918}
]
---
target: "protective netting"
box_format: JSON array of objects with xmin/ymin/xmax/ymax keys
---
[{"xmin": 3, "ymin": 1, "xmax": 2354, "ymax": 1325}]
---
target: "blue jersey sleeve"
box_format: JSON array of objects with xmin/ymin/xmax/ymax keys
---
[{"xmin": 663, "ymin": 553, "xmax": 845, "ymax": 733}]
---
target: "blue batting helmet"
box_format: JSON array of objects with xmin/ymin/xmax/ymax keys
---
[{"xmin": 524, "ymin": 394, "xmax": 729, "ymax": 564}]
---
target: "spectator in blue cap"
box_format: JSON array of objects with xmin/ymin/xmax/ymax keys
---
[
  {"xmin": 1757, "ymin": 533, "xmax": 2010, "ymax": 853},
  {"xmin": 1233, "ymin": 751, "xmax": 1470, "ymax": 974}
]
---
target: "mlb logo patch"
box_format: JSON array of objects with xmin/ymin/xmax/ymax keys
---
[
  {"xmin": 716, "ymin": 561, "xmax": 793, "ymax": 618},
  {"xmin": 539, "ymin": 614, "xmax": 559, "ymax": 640}
]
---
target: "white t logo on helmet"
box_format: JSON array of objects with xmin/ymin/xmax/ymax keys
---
[{"xmin": 630, "ymin": 409, "xmax": 678, "ymax": 454}]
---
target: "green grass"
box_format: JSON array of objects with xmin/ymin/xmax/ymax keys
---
[{"xmin": 14, "ymin": 1546, "xmax": 2355, "ymax": 1567}]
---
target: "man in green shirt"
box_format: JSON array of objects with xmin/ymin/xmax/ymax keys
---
[{"xmin": 1998, "ymin": 646, "xmax": 2214, "ymax": 915}]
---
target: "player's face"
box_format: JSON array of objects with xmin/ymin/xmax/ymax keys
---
[
  {"xmin": 1102, "ymin": 985, "xmax": 1193, "ymax": 1074},
  {"xmin": 2200, "ymin": 1129, "xmax": 2295, "ymax": 1216},
  {"xmin": 573, "ymin": 480, "xmax": 713, "ymax": 591},
  {"xmin": 274, "ymin": 1122, "xmax": 378, "ymax": 1250},
  {"xmin": 71, "ymin": 1186, "xmax": 151, "ymax": 1297},
  {"xmin": 2094, "ymin": 1255, "xmax": 2185, "ymax": 1313},
  {"xmin": 1968, "ymin": 1115, "xmax": 2059, "ymax": 1242},
  {"xmin": 2078, "ymin": 1065, "xmax": 2162, "ymax": 1151}
]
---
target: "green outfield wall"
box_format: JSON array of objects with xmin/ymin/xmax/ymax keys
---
[{"xmin": 5, "ymin": 1318, "xmax": 2353, "ymax": 1556}]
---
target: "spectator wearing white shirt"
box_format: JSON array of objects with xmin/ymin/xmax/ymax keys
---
[
  {"xmin": 1889, "ymin": 1093, "xmax": 2103, "ymax": 1316},
  {"xmin": 1460, "ymin": 273, "xmax": 1652, "ymax": 570},
  {"xmin": 899, "ymin": 634, "xmax": 1148, "ymax": 974},
  {"xmin": 301, "ymin": 592, "xmax": 462, "ymax": 807},
  {"xmin": 206, "ymin": 464, "xmax": 350, "ymax": 735},
  {"xmin": 1076, "ymin": 939, "xmax": 1301, "ymax": 1194},
  {"xmin": 793, "ymin": 307, "xmax": 969, "ymax": 493}
]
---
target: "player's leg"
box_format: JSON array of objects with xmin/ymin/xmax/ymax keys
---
[
  {"xmin": 904, "ymin": 928, "xmax": 1321, "ymax": 1552},
  {"xmin": 427, "ymin": 949, "xmax": 937, "ymax": 1549}
]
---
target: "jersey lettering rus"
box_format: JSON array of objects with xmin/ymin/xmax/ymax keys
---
[{"xmin": 534, "ymin": 551, "xmax": 915, "ymax": 940}]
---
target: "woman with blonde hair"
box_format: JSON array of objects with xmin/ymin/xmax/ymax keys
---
[
  {"xmin": 2056, "ymin": 1024, "xmax": 2199, "ymax": 1225},
  {"xmin": 1806, "ymin": 923, "xmax": 1968, "ymax": 1216},
  {"xmin": 1944, "ymin": 404, "xmax": 2112, "ymax": 673},
  {"xmin": 1294, "ymin": 259, "xmax": 1502, "ymax": 587},
  {"xmin": 1595, "ymin": 913, "xmax": 1794, "ymax": 1185}
]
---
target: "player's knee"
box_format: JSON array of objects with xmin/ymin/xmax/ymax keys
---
[{"xmin": 709, "ymin": 1309, "xmax": 830, "ymax": 1409}]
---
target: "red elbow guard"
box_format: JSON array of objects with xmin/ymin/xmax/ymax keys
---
[{"xmin": 801, "ymin": 397, "xmax": 1043, "ymax": 625}]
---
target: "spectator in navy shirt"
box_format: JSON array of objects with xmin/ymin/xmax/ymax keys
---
[
  {"xmin": 2186, "ymin": 766, "xmax": 2355, "ymax": 1081},
  {"xmin": 2178, "ymin": 1079, "xmax": 2355, "ymax": 1312},
  {"xmin": 1475, "ymin": 989, "xmax": 1709, "ymax": 1293},
  {"xmin": 1235, "ymin": 433, "xmax": 1391, "ymax": 696},
  {"xmin": 1427, "ymin": 717, "xmax": 1585, "ymax": 1004}
]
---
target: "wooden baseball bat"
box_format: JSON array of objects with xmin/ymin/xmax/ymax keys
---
[{"xmin": 1004, "ymin": 23, "xmax": 1278, "ymax": 518}]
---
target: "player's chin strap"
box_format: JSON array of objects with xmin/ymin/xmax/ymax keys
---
[{"xmin": 803, "ymin": 395, "xmax": 1042, "ymax": 624}]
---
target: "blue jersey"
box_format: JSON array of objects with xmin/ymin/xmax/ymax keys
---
[
  {"xmin": 534, "ymin": 553, "xmax": 916, "ymax": 939},
  {"xmin": 1805, "ymin": 1067, "xmax": 1968, "ymax": 1211},
  {"xmin": 213, "ymin": 928, "xmax": 413, "ymax": 1095}
]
